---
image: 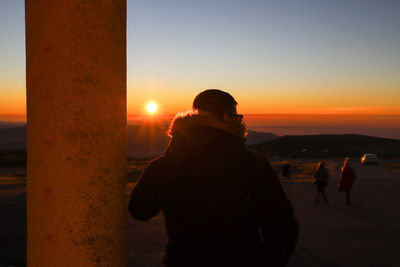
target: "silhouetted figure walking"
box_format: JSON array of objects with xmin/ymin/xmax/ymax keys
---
[
  {"xmin": 129, "ymin": 89, "xmax": 299, "ymax": 266},
  {"xmin": 281, "ymin": 161, "xmax": 291, "ymax": 179},
  {"xmin": 313, "ymin": 161, "xmax": 329, "ymax": 204},
  {"xmin": 338, "ymin": 157, "xmax": 357, "ymax": 205}
]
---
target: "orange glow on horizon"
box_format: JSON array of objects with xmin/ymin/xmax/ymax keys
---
[
  {"xmin": 0, "ymin": 113, "xmax": 26, "ymax": 122},
  {"xmin": 1, "ymin": 87, "xmax": 400, "ymax": 122}
]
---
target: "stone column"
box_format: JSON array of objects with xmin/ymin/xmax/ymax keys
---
[{"xmin": 25, "ymin": 1, "xmax": 126, "ymax": 266}]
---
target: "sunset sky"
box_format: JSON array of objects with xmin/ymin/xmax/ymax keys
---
[{"xmin": 1, "ymin": 0, "xmax": 400, "ymax": 119}]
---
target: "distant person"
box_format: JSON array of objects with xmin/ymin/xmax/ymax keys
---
[
  {"xmin": 281, "ymin": 161, "xmax": 291, "ymax": 179},
  {"xmin": 313, "ymin": 161, "xmax": 329, "ymax": 204},
  {"xmin": 129, "ymin": 89, "xmax": 299, "ymax": 266},
  {"xmin": 338, "ymin": 157, "xmax": 357, "ymax": 205}
]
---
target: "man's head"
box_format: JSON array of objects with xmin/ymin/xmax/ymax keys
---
[{"xmin": 193, "ymin": 89, "xmax": 239, "ymax": 120}]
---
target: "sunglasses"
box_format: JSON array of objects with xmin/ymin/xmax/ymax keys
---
[{"xmin": 229, "ymin": 113, "xmax": 244, "ymax": 120}]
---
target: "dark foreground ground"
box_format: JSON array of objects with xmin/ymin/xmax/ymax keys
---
[
  {"xmin": 1, "ymin": 159, "xmax": 400, "ymax": 266},
  {"xmin": 126, "ymin": 160, "xmax": 400, "ymax": 266}
]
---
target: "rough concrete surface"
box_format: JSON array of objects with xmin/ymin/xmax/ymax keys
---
[{"xmin": 25, "ymin": 1, "xmax": 127, "ymax": 266}]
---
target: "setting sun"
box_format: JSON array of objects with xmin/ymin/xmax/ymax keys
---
[{"xmin": 146, "ymin": 101, "xmax": 158, "ymax": 114}]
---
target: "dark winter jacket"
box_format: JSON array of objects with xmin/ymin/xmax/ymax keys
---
[
  {"xmin": 313, "ymin": 168, "xmax": 329, "ymax": 188},
  {"xmin": 129, "ymin": 112, "xmax": 299, "ymax": 266}
]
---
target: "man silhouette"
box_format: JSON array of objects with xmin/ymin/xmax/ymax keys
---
[{"xmin": 129, "ymin": 89, "xmax": 299, "ymax": 266}]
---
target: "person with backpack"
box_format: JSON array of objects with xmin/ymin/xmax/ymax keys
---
[
  {"xmin": 129, "ymin": 89, "xmax": 299, "ymax": 266},
  {"xmin": 313, "ymin": 161, "xmax": 329, "ymax": 204}
]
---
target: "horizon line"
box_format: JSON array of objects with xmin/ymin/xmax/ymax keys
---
[{"xmin": 0, "ymin": 112, "xmax": 399, "ymax": 122}]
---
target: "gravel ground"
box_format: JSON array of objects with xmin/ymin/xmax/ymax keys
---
[{"xmin": 1, "ymin": 160, "xmax": 400, "ymax": 266}]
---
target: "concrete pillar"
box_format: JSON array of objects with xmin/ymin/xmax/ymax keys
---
[{"xmin": 25, "ymin": 1, "xmax": 126, "ymax": 266}]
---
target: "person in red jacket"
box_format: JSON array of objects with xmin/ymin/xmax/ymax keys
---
[{"xmin": 338, "ymin": 157, "xmax": 357, "ymax": 205}]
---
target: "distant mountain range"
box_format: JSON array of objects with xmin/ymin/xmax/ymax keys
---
[
  {"xmin": 0, "ymin": 125, "xmax": 26, "ymax": 150},
  {"xmin": 0, "ymin": 123, "xmax": 278, "ymax": 158},
  {"xmin": 246, "ymin": 130, "xmax": 278, "ymax": 145},
  {"xmin": 1, "ymin": 122, "xmax": 399, "ymax": 160},
  {"xmin": 126, "ymin": 126, "xmax": 278, "ymax": 158}
]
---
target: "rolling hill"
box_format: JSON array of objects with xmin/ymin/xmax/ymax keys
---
[{"xmin": 249, "ymin": 134, "xmax": 400, "ymax": 159}]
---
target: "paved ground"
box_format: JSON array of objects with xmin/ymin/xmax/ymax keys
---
[
  {"xmin": 285, "ymin": 161, "xmax": 400, "ymax": 266},
  {"xmin": 127, "ymin": 160, "xmax": 400, "ymax": 266},
  {"xmin": 1, "ymin": 160, "xmax": 400, "ymax": 266}
]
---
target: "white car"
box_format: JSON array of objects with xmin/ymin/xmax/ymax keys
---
[{"xmin": 361, "ymin": 153, "xmax": 378, "ymax": 164}]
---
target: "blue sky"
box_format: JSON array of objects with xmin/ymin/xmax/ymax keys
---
[{"xmin": 1, "ymin": 0, "xmax": 400, "ymax": 115}]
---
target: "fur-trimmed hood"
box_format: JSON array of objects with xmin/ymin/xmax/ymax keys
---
[
  {"xmin": 165, "ymin": 110, "xmax": 247, "ymax": 159},
  {"xmin": 168, "ymin": 110, "xmax": 247, "ymax": 139}
]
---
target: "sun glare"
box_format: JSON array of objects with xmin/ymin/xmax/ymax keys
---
[{"xmin": 146, "ymin": 101, "xmax": 158, "ymax": 114}]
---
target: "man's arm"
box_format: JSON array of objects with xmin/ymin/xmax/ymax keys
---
[
  {"xmin": 128, "ymin": 157, "xmax": 164, "ymax": 221},
  {"xmin": 251, "ymin": 153, "xmax": 299, "ymax": 266}
]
